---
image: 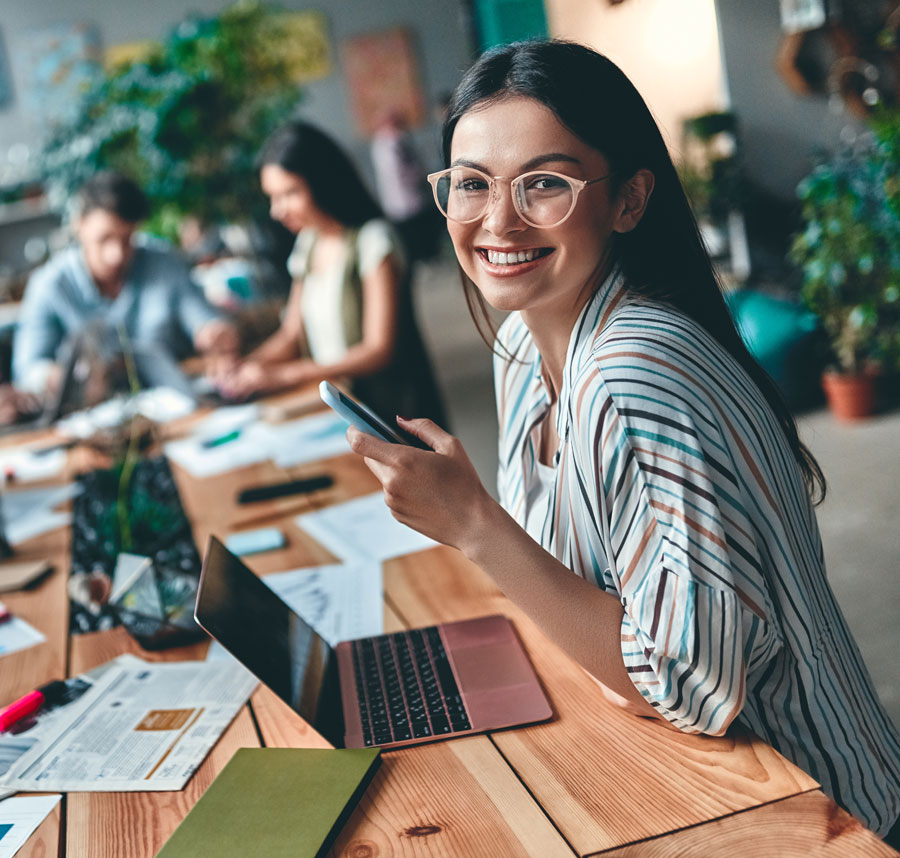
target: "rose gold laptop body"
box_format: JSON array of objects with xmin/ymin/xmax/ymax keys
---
[{"xmin": 195, "ymin": 537, "xmax": 552, "ymax": 749}]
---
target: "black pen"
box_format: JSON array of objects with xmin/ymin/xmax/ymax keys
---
[{"xmin": 236, "ymin": 475, "xmax": 334, "ymax": 504}]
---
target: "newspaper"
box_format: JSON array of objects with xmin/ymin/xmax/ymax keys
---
[{"xmin": 0, "ymin": 656, "xmax": 257, "ymax": 792}]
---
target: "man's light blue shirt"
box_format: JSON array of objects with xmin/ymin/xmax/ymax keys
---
[{"xmin": 12, "ymin": 237, "xmax": 222, "ymax": 390}]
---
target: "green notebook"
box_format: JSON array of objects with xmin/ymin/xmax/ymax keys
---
[{"xmin": 155, "ymin": 748, "xmax": 381, "ymax": 858}]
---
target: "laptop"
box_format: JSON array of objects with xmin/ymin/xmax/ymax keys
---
[{"xmin": 195, "ymin": 536, "xmax": 552, "ymax": 749}]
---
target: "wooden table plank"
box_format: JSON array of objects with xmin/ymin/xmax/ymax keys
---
[
  {"xmin": 16, "ymin": 796, "xmax": 62, "ymax": 858},
  {"xmin": 597, "ymin": 790, "xmax": 899, "ymax": 857},
  {"xmin": 0, "ymin": 517, "xmax": 70, "ymax": 858},
  {"xmin": 0, "ymin": 529, "xmax": 70, "ymax": 703},
  {"xmin": 383, "ymin": 547, "xmax": 817, "ymax": 854},
  {"xmin": 330, "ymin": 737, "xmax": 577, "ymax": 858}
]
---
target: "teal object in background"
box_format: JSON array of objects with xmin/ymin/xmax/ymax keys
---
[
  {"xmin": 725, "ymin": 289, "xmax": 822, "ymax": 409},
  {"xmin": 472, "ymin": 0, "xmax": 548, "ymax": 51}
]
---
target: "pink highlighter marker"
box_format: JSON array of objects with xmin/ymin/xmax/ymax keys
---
[{"xmin": 0, "ymin": 680, "xmax": 68, "ymax": 732}]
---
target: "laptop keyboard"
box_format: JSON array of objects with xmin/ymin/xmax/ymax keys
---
[{"xmin": 351, "ymin": 626, "xmax": 473, "ymax": 746}]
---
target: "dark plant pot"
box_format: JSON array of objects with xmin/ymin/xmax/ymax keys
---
[{"xmin": 821, "ymin": 370, "xmax": 878, "ymax": 421}]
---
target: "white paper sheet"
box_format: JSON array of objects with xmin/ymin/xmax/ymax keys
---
[
  {"xmin": 0, "ymin": 794, "xmax": 61, "ymax": 858},
  {"xmin": 0, "ymin": 607, "xmax": 44, "ymax": 658},
  {"xmin": 192, "ymin": 404, "xmax": 261, "ymax": 439},
  {"xmin": 267, "ymin": 412, "xmax": 351, "ymax": 467},
  {"xmin": 0, "ymin": 657, "xmax": 257, "ymax": 792},
  {"xmin": 0, "ymin": 447, "xmax": 66, "ymax": 484},
  {"xmin": 55, "ymin": 389, "xmax": 196, "ymax": 440},
  {"xmin": 164, "ymin": 422, "xmax": 276, "ymax": 477},
  {"xmin": 2, "ymin": 484, "xmax": 80, "ymax": 546},
  {"xmin": 295, "ymin": 492, "xmax": 437, "ymax": 562},
  {"xmin": 264, "ymin": 561, "xmax": 384, "ymax": 646}
]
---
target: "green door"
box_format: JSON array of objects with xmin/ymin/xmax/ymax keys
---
[{"xmin": 472, "ymin": 0, "xmax": 548, "ymax": 51}]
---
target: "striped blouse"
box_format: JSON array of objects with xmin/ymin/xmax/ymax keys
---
[{"xmin": 494, "ymin": 271, "xmax": 900, "ymax": 835}]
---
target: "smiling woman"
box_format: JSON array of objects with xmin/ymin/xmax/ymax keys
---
[{"xmin": 344, "ymin": 40, "xmax": 900, "ymax": 843}]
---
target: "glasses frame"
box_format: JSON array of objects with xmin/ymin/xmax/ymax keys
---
[{"xmin": 426, "ymin": 167, "xmax": 613, "ymax": 228}]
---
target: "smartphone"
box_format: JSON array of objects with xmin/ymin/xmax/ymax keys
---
[
  {"xmin": 318, "ymin": 381, "xmax": 429, "ymax": 449},
  {"xmin": 225, "ymin": 527, "xmax": 286, "ymax": 556}
]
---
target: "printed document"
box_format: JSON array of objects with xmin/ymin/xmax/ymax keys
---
[
  {"xmin": 295, "ymin": 493, "xmax": 436, "ymax": 562},
  {"xmin": 0, "ymin": 657, "xmax": 257, "ymax": 792},
  {"xmin": 0, "ymin": 794, "xmax": 61, "ymax": 858},
  {"xmin": 265, "ymin": 561, "xmax": 383, "ymax": 646},
  {"xmin": 0, "ymin": 605, "xmax": 45, "ymax": 658}
]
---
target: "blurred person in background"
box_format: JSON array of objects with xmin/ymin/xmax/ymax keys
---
[
  {"xmin": 216, "ymin": 120, "xmax": 446, "ymax": 425},
  {"xmin": 370, "ymin": 110, "xmax": 442, "ymax": 264},
  {"xmin": 12, "ymin": 170, "xmax": 239, "ymax": 398}
]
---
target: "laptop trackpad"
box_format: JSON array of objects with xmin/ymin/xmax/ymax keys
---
[{"xmin": 452, "ymin": 643, "xmax": 535, "ymax": 691}]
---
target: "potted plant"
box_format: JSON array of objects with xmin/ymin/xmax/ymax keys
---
[
  {"xmin": 790, "ymin": 113, "xmax": 900, "ymax": 419},
  {"xmin": 678, "ymin": 110, "xmax": 750, "ymax": 283},
  {"xmin": 36, "ymin": 1, "xmax": 303, "ymax": 245}
]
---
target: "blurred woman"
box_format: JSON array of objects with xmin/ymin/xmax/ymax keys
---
[{"xmin": 216, "ymin": 121, "xmax": 446, "ymax": 426}]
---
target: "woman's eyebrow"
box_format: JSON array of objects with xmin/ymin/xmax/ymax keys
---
[{"xmin": 449, "ymin": 153, "xmax": 583, "ymax": 172}]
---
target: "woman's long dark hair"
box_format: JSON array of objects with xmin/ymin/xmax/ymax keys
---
[
  {"xmin": 258, "ymin": 120, "xmax": 382, "ymax": 228},
  {"xmin": 443, "ymin": 40, "xmax": 825, "ymax": 503}
]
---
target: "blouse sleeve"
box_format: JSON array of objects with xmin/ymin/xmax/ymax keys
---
[
  {"xmin": 578, "ymin": 352, "xmax": 782, "ymax": 736},
  {"xmin": 286, "ymin": 231, "xmax": 313, "ymax": 281},
  {"xmin": 357, "ymin": 220, "xmax": 401, "ymax": 278}
]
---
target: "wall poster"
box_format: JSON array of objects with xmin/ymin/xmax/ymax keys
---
[
  {"xmin": 341, "ymin": 27, "xmax": 426, "ymax": 136},
  {"xmin": 15, "ymin": 22, "xmax": 102, "ymax": 126}
]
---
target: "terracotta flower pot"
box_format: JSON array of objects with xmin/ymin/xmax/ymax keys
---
[{"xmin": 820, "ymin": 370, "xmax": 878, "ymax": 421}]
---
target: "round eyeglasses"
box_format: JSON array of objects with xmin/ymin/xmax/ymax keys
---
[{"xmin": 426, "ymin": 166, "xmax": 613, "ymax": 229}]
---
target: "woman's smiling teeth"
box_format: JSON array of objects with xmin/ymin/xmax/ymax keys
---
[{"xmin": 483, "ymin": 248, "xmax": 549, "ymax": 265}]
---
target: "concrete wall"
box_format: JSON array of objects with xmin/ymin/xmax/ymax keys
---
[
  {"xmin": 0, "ymin": 0, "xmax": 475, "ymax": 190},
  {"xmin": 714, "ymin": 0, "xmax": 847, "ymax": 202},
  {"xmin": 544, "ymin": 0, "xmax": 728, "ymax": 155}
]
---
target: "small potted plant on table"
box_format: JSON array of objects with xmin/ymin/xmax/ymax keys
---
[{"xmin": 790, "ymin": 114, "xmax": 900, "ymax": 419}]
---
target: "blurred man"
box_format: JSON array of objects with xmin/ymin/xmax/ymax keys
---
[{"xmin": 13, "ymin": 171, "xmax": 239, "ymax": 395}]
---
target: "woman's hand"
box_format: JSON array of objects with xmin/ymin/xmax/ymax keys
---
[
  {"xmin": 213, "ymin": 360, "xmax": 269, "ymax": 400},
  {"xmin": 347, "ymin": 417, "xmax": 500, "ymax": 555}
]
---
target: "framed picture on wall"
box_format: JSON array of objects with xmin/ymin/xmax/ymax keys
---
[
  {"xmin": 341, "ymin": 27, "xmax": 426, "ymax": 136},
  {"xmin": 15, "ymin": 22, "xmax": 102, "ymax": 126},
  {"xmin": 779, "ymin": 0, "xmax": 828, "ymax": 33}
]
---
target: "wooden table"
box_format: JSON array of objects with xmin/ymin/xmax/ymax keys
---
[{"xmin": 1, "ymin": 408, "xmax": 896, "ymax": 858}]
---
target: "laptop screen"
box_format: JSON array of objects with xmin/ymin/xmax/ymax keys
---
[{"xmin": 195, "ymin": 537, "xmax": 335, "ymax": 727}]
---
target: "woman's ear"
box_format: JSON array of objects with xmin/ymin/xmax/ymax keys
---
[{"xmin": 612, "ymin": 169, "xmax": 655, "ymax": 234}]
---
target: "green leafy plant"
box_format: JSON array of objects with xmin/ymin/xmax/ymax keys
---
[
  {"xmin": 37, "ymin": 0, "xmax": 302, "ymax": 241},
  {"xmin": 790, "ymin": 114, "xmax": 900, "ymax": 374},
  {"xmin": 678, "ymin": 110, "xmax": 743, "ymax": 224}
]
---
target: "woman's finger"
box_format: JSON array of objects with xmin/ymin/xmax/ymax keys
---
[
  {"xmin": 396, "ymin": 416, "xmax": 453, "ymax": 451},
  {"xmin": 347, "ymin": 426, "xmax": 407, "ymax": 464}
]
